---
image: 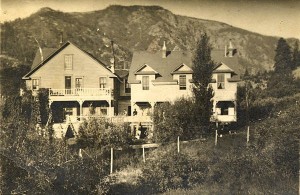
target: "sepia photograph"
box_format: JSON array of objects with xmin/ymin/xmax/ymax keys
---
[{"xmin": 1, "ymin": 0, "xmax": 300, "ymax": 194}]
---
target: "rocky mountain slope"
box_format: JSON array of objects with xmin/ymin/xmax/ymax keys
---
[{"xmin": 1, "ymin": 5, "xmax": 298, "ymax": 73}]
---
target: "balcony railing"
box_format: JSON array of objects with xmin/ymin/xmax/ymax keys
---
[{"xmin": 49, "ymin": 88, "xmax": 111, "ymax": 97}]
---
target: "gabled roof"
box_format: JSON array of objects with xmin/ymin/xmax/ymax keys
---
[
  {"xmin": 128, "ymin": 51, "xmax": 193, "ymax": 83},
  {"xmin": 115, "ymin": 69, "xmax": 129, "ymax": 79},
  {"xmin": 134, "ymin": 64, "xmax": 159, "ymax": 75},
  {"xmin": 171, "ymin": 63, "xmax": 193, "ymax": 74},
  {"xmin": 23, "ymin": 41, "xmax": 116, "ymax": 79},
  {"xmin": 128, "ymin": 49, "xmax": 240, "ymax": 83},
  {"xmin": 211, "ymin": 49, "xmax": 240, "ymax": 74},
  {"xmin": 31, "ymin": 48, "xmax": 57, "ymax": 70}
]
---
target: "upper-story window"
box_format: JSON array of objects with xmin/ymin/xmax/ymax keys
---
[
  {"xmin": 75, "ymin": 78, "xmax": 83, "ymax": 88},
  {"xmin": 179, "ymin": 75, "xmax": 186, "ymax": 90},
  {"xmin": 125, "ymin": 79, "xmax": 131, "ymax": 93},
  {"xmin": 142, "ymin": 76, "xmax": 149, "ymax": 90},
  {"xmin": 32, "ymin": 79, "xmax": 39, "ymax": 90},
  {"xmin": 64, "ymin": 55, "xmax": 73, "ymax": 70},
  {"xmin": 217, "ymin": 74, "xmax": 225, "ymax": 89},
  {"xmin": 99, "ymin": 77, "xmax": 107, "ymax": 88}
]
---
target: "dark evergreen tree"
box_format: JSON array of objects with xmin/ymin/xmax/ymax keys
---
[
  {"xmin": 192, "ymin": 33, "xmax": 215, "ymax": 125},
  {"xmin": 267, "ymin": 38, "xmax": 299, "ymax": 98},
  {"xmin": 292, "ymin": 40, "xmax": 300, "ymax": 69},
  {"xmin": 274, "ymin": 38, "xmax": 292, "ymax": 73}
]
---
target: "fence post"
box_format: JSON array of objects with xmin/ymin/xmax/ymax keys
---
[
  {"xmin": 177, "ymin": 136, "xmax": 180, "ymax": 153},
  {"xmin": 215, "ymin": 130, "xmax": 218, "ymax": 146},
  {"xmin": 110, "ymin": 148, "xmax": 113, "ymax": 174},
  {"xmin": 142, "ymin": 145, "xmax": 145, "ymax": 163},
  {"xmin": 247, "ymin": 126, "xmax": 250, "ymax": 144}
]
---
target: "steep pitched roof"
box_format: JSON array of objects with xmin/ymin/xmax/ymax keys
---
[
  {"xmin": 128, "ymin": 49, "xmax": 240, "ymax": 83},
  {"xmin": 211, "ymin": 49, "xmax": 240, "ymax": 74},
  {"xmin": 23, "ymin": 41, "xmax": 116, "ymax": 79},
  {"xmin": 115, "ymin": 69, "xmax": 129, "ymax": 78},
  {"xmin": 128, "ymin": 51, "xmax": 193, "ymax": 83},
  {"xmin": 31, "ymin": 48, "xmax": 57, "ymax": 70}
]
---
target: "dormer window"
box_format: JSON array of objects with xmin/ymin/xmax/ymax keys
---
[
  {"xmin": 217, "ymin": 74, "xmax": 225, "ymax": 89},
  {"xmin": 179, "ymin": 75, "xmax": 186, "ymax": 90}
]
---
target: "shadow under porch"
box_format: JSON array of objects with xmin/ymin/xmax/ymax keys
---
[{"xmin": 50, "ymin": 100, "xmax": 111, "ymax": 123}]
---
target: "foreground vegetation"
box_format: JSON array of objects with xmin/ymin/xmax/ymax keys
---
[{"xmin": 109, "ymin": 93, "xmax": 299, "ymax": 194}]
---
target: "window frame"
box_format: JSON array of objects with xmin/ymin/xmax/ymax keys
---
[
  {"xmin": 124, "ymin": 79, "xmax": 131, "ymax": 93},
  {"xmin": 142, "ymin": 76, "xmax": 149, "ymax": 90},
  {"xmin": 179, "ymin": 75, "xmax": 187, "ymax": 90},
  {"xmin": 32, "ymin": 78, "xmax": 39, "ymax": 90},
  {"xmin": 75, "ymin": 77, "xmax": 83, "ymax": 89},
  {"xmin": 217, "ymin": 73, "xmax": 225, "ymax": 89},
  {"xmin": 64, "ymin": 54, "xmax": 73, "ymax": 70},
  {"xmin": 99, "ymin": 77, "xmax": 107, "ymax": 89}
]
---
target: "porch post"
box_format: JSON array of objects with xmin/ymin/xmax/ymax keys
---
[
  {"xmin": 78, "ymin": 100, "xmax": 83, "ymax": 121},
  {"xmin": 48, "ymin": 100, "xmax": 53, "ymax": 108},
  {"xmin": 150, "ymin": 102, "xmax": 156, "ymax": 113}
]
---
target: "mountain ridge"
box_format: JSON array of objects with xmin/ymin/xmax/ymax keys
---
[{"xmin": 1, "ymin": 5, "xmax": 298, "ymax": 74}]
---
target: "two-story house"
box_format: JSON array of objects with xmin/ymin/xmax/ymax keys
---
[
  {"xmin": 128, "ymin": 41, "xmax": 240, "ymax": 136},
  {"xmin": 23, "ymin": 41, "xmax": 120, "ymax": 137}
]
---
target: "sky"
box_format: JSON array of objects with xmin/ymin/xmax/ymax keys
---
[{"xmin": 1, "ymin": 0, "xmax": 300, "ymax": 39}]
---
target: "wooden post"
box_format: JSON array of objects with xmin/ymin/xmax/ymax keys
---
[
  {"xmin": 110, "ymin": 148, "xmax": 113, "ymax": 174},
  {"xmin": 247, "ymin": 126, "xmax": 250, "ymax": 144},
  {"xmin": 215, "ymin": 122, "xmax": 218, "ymax": 146},
  {"xmin": 142, "ymin": 145, "xmax": 145, "ymax": 163},
  {"xmin": 177, "ymin": 136, "xmax": 180, "ymax": 153},
  {"xmin": 215, "ymin": 130, "xmax": 218, "ymax": 146}
]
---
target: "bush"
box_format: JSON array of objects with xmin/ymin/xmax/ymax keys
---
[
  {"xmin": 137, "ymin": 152, "xmax": 208, "ymax": 194},
  {"xmin": 153, "ymin": 98, "xmax": 209, "ymax": 143}
]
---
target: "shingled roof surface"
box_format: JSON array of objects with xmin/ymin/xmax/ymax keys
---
[
  {"xmin": 115, "ymin": 69, "xmax": 129, "ymax": 78},
  {"xmin": 31, "ymin": 48, "xmax": 57, "ymax": 70},
  {"xmin": 128, "ymin": 49, "xmax": 239, "ymax": 83}
]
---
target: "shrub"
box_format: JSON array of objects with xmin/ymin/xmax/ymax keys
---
[
  {"xmin": 153, "ymin": 98, "xmax": 209, "ymax": 143},
  {"xmin": 137, "ymin": 151, "xmax": 208, "ymax": 194}
]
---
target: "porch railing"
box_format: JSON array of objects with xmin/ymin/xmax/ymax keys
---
[{"xmin": 49, "ymin": 88, "xmax": 111, "ymax": 97}]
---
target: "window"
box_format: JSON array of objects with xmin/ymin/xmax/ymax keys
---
[
  {"xmin": 142, "ymin": 76, "xmax": 149, "ymax": 90},
  {"xmin": 100, "ymin": 107, "xmax": 107, "ymax": 116},
  {"xmin": 75, "ymin": 78, "xmax": 83, "ymax": 88},
  {"xmin": 217, "ymin": 74, "xmax": 225, "ymax": 89},
  {"xmin": 99, "ymin": 77, "xmax": 107, "ymax": 88},
  {"xmin": 125, "ymin": 79, "xmax": 131, "ymax": 93},
  {"xmin": 64, "ymin": 108, "xmax": 73, "ymax": 116},
  {"xmin": 32, "ymin": 79, "xmax": 39, "ymax": 90},
  {"xmin": 64, "ymin": 55, "xmax": 73, "ymax": 70},
  {"xmin": 179, "ymin": 75, "xmax": 186, "ymax": 90}
]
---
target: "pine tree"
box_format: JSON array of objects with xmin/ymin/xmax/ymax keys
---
[
  {"xmin": 192, "ymin": 33, "xmax": 215, "ymax": 126},
  {"xmin": 274, "ymin": 38, "xmax": 292, "ymax": 73}
]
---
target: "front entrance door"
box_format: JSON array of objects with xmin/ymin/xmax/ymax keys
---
[{"xmin": 65, "ymin": 76, "xmax": 72, "ymax": 94}]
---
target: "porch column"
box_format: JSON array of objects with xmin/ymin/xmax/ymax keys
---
[
  {"xmin": 78, "ymin": 100, "xmax": 84, "ymax": 121},
  {"xmin": 48, "ymin": 100, "xmax": 53, "ymax": 108},
  {"xmin": 150, "ymin": 102, "xmax": 156, "ymax": 114},
  {"xmin": 108, "ymin": 100, "xmax": 112, "ymax": 117},
  {"xmin": 132, "ymin": 101, "xmax": 136, "ymax": 116}
]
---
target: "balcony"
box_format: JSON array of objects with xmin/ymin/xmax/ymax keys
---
[{"xmin": 49, "ymin": 88, "xmax": 111, "ymax": 101}]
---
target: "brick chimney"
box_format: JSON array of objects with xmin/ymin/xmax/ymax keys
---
[
  {"xmin": 228, "ymin": 40, "xmax": 234, "ymax": 57},
  {"xmin": 162, "ymin": 41, "xmax": 167, "ymax": 58},
  {"xmin": 59, "ymin": 32, "xmax": 64, "ymax": 47},
  {"xmin": 110, "ymin": 58, "xmax": 115, "ymax": 73}
]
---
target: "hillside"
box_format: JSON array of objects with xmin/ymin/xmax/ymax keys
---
[{"xmin": 0, "ymin": 5, "xmax": 298, "ymax": 73}]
